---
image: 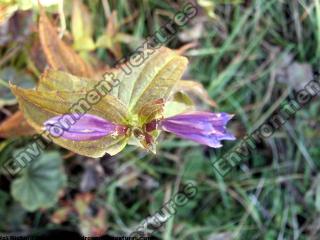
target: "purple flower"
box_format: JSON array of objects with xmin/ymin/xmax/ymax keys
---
[
  {"xmin": 43, "ymin": 111, "xmax": 235, "ymax": 149},
  {"xmin": 44, "ymin": 114, "xmax": 127, "ymax": 141},
  {"xmin": 158, "ymin": 111, "xmax": 235, "ymax": 148}
]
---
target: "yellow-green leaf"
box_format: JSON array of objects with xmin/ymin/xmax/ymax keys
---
[
  {"xmin": 37, "ymin": 69, "xmax": 96, "ymax": 92},
  {"xmin": 174, "ymin": 80, "xmax": 217, "ymax": 107},
  {"xmin": 71, "ymin": 0, "xmax": 95, "ymax": 51},
  {"xmin": 109, "ymin": 47, "xmax": 188, "ymax": 114},
  {"xmin": 10, "ymin": 83, "xmax": 129, "ymax": 157}
]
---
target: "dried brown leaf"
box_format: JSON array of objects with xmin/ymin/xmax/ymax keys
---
[
  {"xmin": 38, "ymin": 7, "xmax": 94, "ymax": 77},
  {"xmin": 0, "ymin": 111, "xmax": 35, "ymax": 138}
]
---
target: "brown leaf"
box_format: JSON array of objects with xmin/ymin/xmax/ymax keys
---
[
  {"xmin": 175, "ymin": 42, "xmax": 198, "ymax": 55},
  {"xmin": 0, "ymin": 10, "xmax": 33, "ymax": 46},
  {"xmin": 0, "ymin": 3, "xmax": 16, "ymax": 24},
  {"xmin": 74, "ymin": 193, "xmax": 108, "ymax": 237},
  {"xmin": 30, "ymin": 38, "xmax": 47, "ymax": 72},
  {"xmin": 0, "ymin": 111, "xmax": 35, "ymax": 138},
  {"xmin": 38, "ymin": 7, "xmax": 94, "ymax": 77},
  {"xmin": 106, "ymin": 11, "xmax": 118, "ymax": 38}
]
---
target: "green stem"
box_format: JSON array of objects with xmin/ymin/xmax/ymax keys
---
[{"xmin": 0, "ymin": 78, "xmax": 9, "ymax": 88}]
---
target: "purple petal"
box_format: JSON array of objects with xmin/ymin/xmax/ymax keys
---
[
  {"xmin": 159, "ymin": 111, "xmax": 235, "ymax": 148},
  {"xmin": 164, "ymin": 111, "xmax": 233, "ymax": 125},
  {"xmin": 160, "ymin": 119, "xmax": 214, "ymax": 134},
  {"xmin": 44, "ymin": 114, "xmax": 117, "ymax": 141},
  {"xmin": 171, "ymin": 132, "xmax": 223, "ymax": 148}
]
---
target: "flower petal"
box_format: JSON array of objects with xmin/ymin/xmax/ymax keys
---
[
  {"xmin": 44, "ymin": 114, "xmax": 117, "ymax": 141},
  {"xmin": 165, "ymin": 111, "xmax": 233, "ymax": 124},
  {"xmin": 160, "ymin": 119, "xmax": 214, "ymax": 134},
  {"xmin": 159, "ymin": 111, "xmax": 235, "ymax": 148},
  {"xmin": 171, "ymin": 132, "xmax": 223, "ymax": 148}
]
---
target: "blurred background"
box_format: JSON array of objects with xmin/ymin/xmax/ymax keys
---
[{"xmin": 0, "ymin": 0, "xmax": 319, "ymax": 239}]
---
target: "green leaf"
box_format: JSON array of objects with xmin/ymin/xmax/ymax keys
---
[
  {"xmin": 11, "ymin": 151, "xmax": 67, "ymax": 212},
  {"xmin": 71, "ymin": 0, "xmax": 95, "ymax": 51},
  {"xmin": 174, "ymin": 80, "xmax": 217, "ymax": 107},
  {"xmin": 0, "ymin": 67, "xmax": 35, "ymax": 108},
  {"xmin": 164, "ymin": 100, "xmax": 194, "ymax": 118},
  {"xmin": 163, "ymin": 91, "xmax": 195, "ymax": 118},
  {"xmin": 0, "ymin": 139, "xmax": 19, "ymax": 173},
  {"xmin": 316, "ymin": 181, "xmax": 320, "ymax": 211},
  {"xmin": 109, "ymin": 47, "xmax": 188, "ymax": 114},
  {"xmin": 73, "ymin": 37, "xmax": 96, "ymax": 51},
  {"xmin": 95, "ymin": 35, "xmax": 113, "ymax": 49}
]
